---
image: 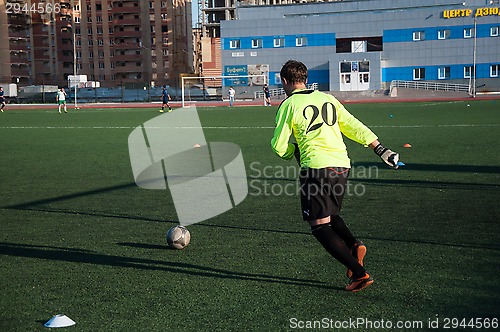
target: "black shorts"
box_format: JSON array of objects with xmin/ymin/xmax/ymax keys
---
[{"xmin": 299, "ymin": 167, "xmax": 350, "ymax": 221}]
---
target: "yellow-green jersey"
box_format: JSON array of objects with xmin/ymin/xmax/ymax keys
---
[{"xmin": 271, "ymin": 89, "xmax": 377, "ymax": 169}]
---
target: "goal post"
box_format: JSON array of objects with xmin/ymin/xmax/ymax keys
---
[{"xmin": 181, "ymin": 74, "xmax": 268, "ymax": 107}]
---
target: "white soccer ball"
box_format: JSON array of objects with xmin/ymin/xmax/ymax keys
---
[{"xmin": 166, "ymin": 225, "xmax": 191, "ymax": 249}]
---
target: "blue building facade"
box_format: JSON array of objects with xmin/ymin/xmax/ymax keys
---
[{"xmin": 220, "ymin": 0, "xmax": 500, "ymax": 92}]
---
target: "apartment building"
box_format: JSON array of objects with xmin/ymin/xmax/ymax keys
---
[{"xmin": 0, "ymin": 0, "xmax": 193, "ymax": 88}]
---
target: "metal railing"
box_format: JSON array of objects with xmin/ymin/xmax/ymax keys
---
[
  {"xmin": 254, "ymin": 83, "xmax": 318, "ymax": 99},
  {"xmin": 389, "ymin": 80, "xmax": 470, "ymax": 92}
]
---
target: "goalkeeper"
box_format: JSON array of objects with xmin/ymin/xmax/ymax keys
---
[{"xmin": 271, "ymin": 60, "xmax": 399, "ymax": 292}]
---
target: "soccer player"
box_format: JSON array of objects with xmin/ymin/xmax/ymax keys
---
[
  {"xmin": 0, "ymin": 87, "xmax": 6, "ymax": 112},
  {"xmin": 56, "ymin": 88, "xmax": 68, "ymax": 113},
  {"xmin": 263, "ymin": 84, "xmax": 271, "ymax": 106},
  {"xmin": 271, "ymin": 60, "xmax": 399, "ymax": 292},
  {"xmin": 228, "ymin": 86, "xmax": 235, "ymax": 107},
  {"xmin": 159, "ymin": 86, "xmax": 172, "ymax": 113}
]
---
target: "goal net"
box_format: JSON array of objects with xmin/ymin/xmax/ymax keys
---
[{"xmin": 181, "ymin": 74, "xmax": 268, "ymax": 107}]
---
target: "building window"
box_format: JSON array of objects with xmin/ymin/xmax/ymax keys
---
[
  {"xmin": 464, "ymin": 66, "xmax": 474, "ymax": 78},
  {"xmin": 99, "ymin": 62, "xmax": 105, "ymax": 69},
  {"xmin": 464, "ymin": 28, "xmax": 474, "ymax": 38},
  {"xmin": 491, "ymin": 26, "xmax": 499, "ymax": 37},
  {"xmin": 413, "ymin": 68, "xmax": 425, "ymax": 80},
  {"xmin": 296, "ymin": 36, "xmax": 307, "ymax": 47},
  {"xmin": 274, "ymin": 37, "xmax": 285, "ymax": 48},
  {"xmin": 413, "ymin": 31, "xmax": 425, "ymax": 41},
  {"xmin": 98, "ymin": 39, "xmax": 103, "ymax": 46},
  {"xmin": 74, "ymin": 17, "xmax": 80, "ymax": 23},
  {"xmin": 438, "ymin": 67, "xmax": 450, "ymax": 79},
  {"xmin": 491, "ymin": 64, "xmax": 499, "ymax": 77},
  {"xmin": 96, "ymin": 16, "xmax": 102, "ymax": 22},
  {"xmin": 230, "ymin": 39, "xmax": 240, "ymax": 49},
  {"xmin": 251, "ymin": 38, "xmax": 262, "ymax": 49},
  {"xmin": 438, "ymin": 29, "xmax": 450, "ymax": 40}
]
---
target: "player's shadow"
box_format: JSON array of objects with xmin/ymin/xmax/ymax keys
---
[{"xmin": 0, "ymin": 241, "xmax": 344, "ymax": 291}]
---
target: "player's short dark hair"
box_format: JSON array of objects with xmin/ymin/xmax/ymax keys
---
[{"xmin": 280, "ymin": 60, "xmax": 308, "ymax": 85}]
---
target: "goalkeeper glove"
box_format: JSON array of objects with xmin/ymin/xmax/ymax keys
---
[
  {"xmin": 373, "ymin": 143, "xmax": 399, "ymax": 169},
  {"xmin": 292, "ymin": 143, "xmax": 301, "ymax": 166}
]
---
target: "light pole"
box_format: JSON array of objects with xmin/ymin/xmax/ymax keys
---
[
  {"xmin": 472, "ymin": 15, "xmax": 477, "ymax": 98},
  {"xmin": 73, "ymin": 27, "xmax": 78, "ymax": 108}
]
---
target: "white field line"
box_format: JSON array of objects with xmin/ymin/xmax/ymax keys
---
[{"xmin": 0, "ymin": 124, "xmax": 499, "ymax": 130}]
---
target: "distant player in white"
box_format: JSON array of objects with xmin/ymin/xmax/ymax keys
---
[
  {"xmin": 228, "ymin": 86, "xmax": 235, "ymax": 107},
  {"xmin": 56, "ymin": 88, "xmax": 68, "ymax": 113},
  {"xmin": 0, "ymin": 87, "xmax": 6, "ymax": 112}
]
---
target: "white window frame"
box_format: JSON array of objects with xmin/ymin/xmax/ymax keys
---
[
  {"xmin": 413, "ymin": 68, "xmax": 425, "ymax": 80},
  {"xmin": 438, "ymin": 67, "xmax": 450, "ymax": 80},
  {"xmin": 273, "ymin": 37, "xmax": 285, "ymax": 48},
  {"xmin": 438, "ymin": 29, "xmax": 450, "ymax": 40},
  {"xmin": 296, "ymin": 36, "xmax": 307, "ymax": 47},
  {"xmin": 413, "ymin": 31, "xmax": 424, "ymax": 41},
  {"xmin": 491, "ymin": 64, "xmax": 499, "ymax": 77},
  {"xmin": 464, "ymin": 66, "xmax": 474, "ymax": 78},
  {"xmin": 491, "ymin": 26, "xmax": 499, "ymax": 37},
  {"xmin": 464, "ymin": 28, "xmax": 473, "ymax": 38},
  {"xmin": 251, "ymin": 38, "xmax": 262, "ymax": 49},
  {"xmin": 230, "ymin": 39, "xmax": 240, "ymax": 49}
]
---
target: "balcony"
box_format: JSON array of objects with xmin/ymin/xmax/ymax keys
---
[
  {"xmin": 111, "ymin": 5, "xmax": 140, "ymax": 14},
  {"xmin": 112, "ymin": 42, "xmax": 142, "ymax": 49},
  {"xmin": 112, "ymin": 53, "xmax": 142, "ymax": 61},
  {"xmin": 113, "ymin": 63, "xmax": 143, "ymax": 72},
  {"xmin": 59, "ymin": 54, "xmax": 74, "ymax": 62},
  {"xmin": 112, "ymin": 18, "xmax": 141, "ymax": 25},
  {"xmin": 8, "ymin": 31, "xmax": 29, "ymax": 39},
  {"xmin": 8, "ymin": 17, "xmax": 30, "ymax": 26},
  {"xmin": 113, "ymin": 30, "xmax": 142, "ymax": 38}
]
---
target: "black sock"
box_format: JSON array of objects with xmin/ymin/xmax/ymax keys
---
[
  {"xmin": 311, "ymin": 224, "xmax": 365, "ymax": 277},
  {"xmin": 330, "ymin": 215, "xmax": 357, "ymax": 249}
]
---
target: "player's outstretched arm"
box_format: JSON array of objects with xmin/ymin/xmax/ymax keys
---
[{"xmin": 370, "ymin": 140, "xmax": 399, "ymax": 169}]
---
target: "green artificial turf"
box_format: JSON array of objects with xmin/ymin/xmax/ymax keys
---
[{"xmin": 0, "ymin": 100, "xmax": 499, "ymax": 331}]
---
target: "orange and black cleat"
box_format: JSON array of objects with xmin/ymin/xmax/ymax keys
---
[
  {"xmin": 347, "ymin": 241, "xmax": 367, "ymax": 279},
  {"xmin": 346, "ymin": 272, "xmax": 374, "ymax": 292}
]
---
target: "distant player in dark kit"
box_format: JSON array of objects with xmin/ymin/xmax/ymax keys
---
[
  {"xmin": 263, "ymin": 84, "xmax": 271, "ymax": 106},
  {"xmin": 0, "ymin": 87, "xmax": 6, "ymax": 112},
  {"xmin": 159, "ymin": 86, "xmax": 172, "ymax": 113},
  {"xmin": 271, "ymin": 60, "xmax": 400, "ymax": 292}
]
